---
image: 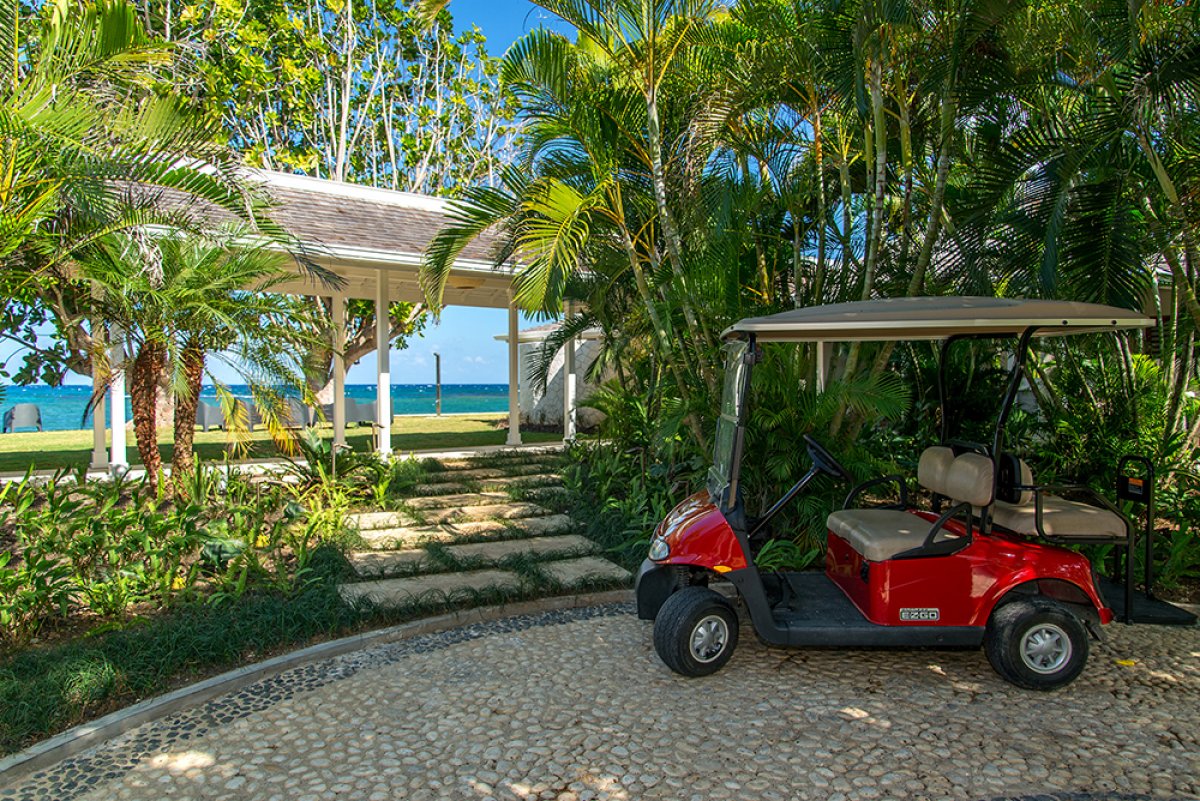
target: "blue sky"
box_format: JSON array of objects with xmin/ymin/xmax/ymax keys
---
[{"xmin": 5, "ymin": 0, "xmax": 564, "ymax": 388}]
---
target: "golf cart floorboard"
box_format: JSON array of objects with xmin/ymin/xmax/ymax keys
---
[
  {"xmin": 1099, "ymin": 578, "xmax": 1197, "ymax": 626},
  {"xmin": 764, "ymin": 571, "xmax": 984, "ymax": 648}
]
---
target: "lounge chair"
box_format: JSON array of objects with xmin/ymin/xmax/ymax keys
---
[
  {"xmin": 2, "ymin": 403, "xmax": 43, "ymax": 433},
  {"xmin": 196, "ymin": 401, "xmax": 224, "ymax": 432},
  {"xmin": 320, "ymin": 398, "xmax": 378, "ymax": 427}
]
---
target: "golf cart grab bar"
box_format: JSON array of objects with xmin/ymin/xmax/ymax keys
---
[
  {"xmin": 843, "ymin": 474, "xmax": 908, "ymax": 510},
  {"xmin": 894, "ymin": 501, "xmax": 974, "ymax": 560}
]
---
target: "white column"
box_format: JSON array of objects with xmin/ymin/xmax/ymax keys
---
[
  {"xmin": 816, "ymin": 340, "xmax": 832, "ymax": 392},
  {"xmin": 332, "ymin": 294, "xmax": 347, "ymax": 447},
  {"xmin": 562, "ymin": 302, "xmax": 578, "ymax": 441},
  {"xmin": 90, "ymin": 314, "xmax": 108, "ymax": 470},
  {"xmin": 506, "ymin": 293, "xmax": 522, "ymax": 446},
  {"xmin": 109, "ymin": 330, "xmax": 128, "ymax": 473},
  {"xmin": 375, "ymin": 275, "xmax": 392, "ymax": 457}
]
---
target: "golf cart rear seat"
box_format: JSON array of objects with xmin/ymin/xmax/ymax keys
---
[
  {"xmin": 991, "ymin": 457, "xmax": 1128, "ymax": 542},
  {"xmin": 827, "ymin": 446, "xmax": 991, "ymax": 562}
]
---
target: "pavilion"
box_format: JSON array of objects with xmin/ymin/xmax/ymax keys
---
[{"xmin": 90, "ymin": 170, "xmax": 583, "ymax": 470}]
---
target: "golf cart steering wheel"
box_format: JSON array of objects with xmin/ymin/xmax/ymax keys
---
[{"xmin": 803, "ymin": 435, "xmax": 853, "ymax": 482}]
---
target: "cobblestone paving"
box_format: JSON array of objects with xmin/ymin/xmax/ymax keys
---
[{"xmin": 5, "ymin": 606, "xmax": 1198, "ymax": 801}]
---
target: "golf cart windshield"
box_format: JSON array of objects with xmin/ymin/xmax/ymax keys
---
[{"xmin": 709, "ymin": 340, "xmax": 751, "ymax": 505}]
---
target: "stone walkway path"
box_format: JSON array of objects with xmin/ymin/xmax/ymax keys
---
[
  {"xmin": 339, "ymin": 453, "xmax": 630, "ymax": 606},
  {"xmin": 5, "ymin": 605, "xmax": 1198, "ymax": 801}
]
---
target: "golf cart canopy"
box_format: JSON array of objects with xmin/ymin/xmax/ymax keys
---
[{"xmin": 723, "ymin": 297, "xmax": 1152, "ymax": 342}]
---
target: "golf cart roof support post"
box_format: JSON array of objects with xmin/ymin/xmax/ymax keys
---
[
  {"xmin": 987, "ymin": 326, "xmax": 1039, "ymax": 532},
  {"xmin": 937, "ymin": 335, "xmax": 962, "ymax": 444},
  {"xmin": 726, "ymin": 334, "xmax": 756, "ymax": 514}
]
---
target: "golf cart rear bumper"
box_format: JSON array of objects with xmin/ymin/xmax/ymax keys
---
[{"xmin": 635, "ymin": 559, "xmax": 676, "ymax": 620}]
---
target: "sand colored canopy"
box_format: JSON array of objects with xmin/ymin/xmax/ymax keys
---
[{"xmin": 723, "ymin": 296, "xmax": 1153, "ymax": 342}]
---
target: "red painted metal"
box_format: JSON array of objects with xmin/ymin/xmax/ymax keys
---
[
  {"xmin": 824, "ymin": 510, "xmax": 1111, "ymax": 627},
  {"xmin": 652, "ymin": 492, "xmax": 748, "ymax": 572},
  {"xmin": 657, "ymin": 497, "xmax": 1112, "ymax": 629}
]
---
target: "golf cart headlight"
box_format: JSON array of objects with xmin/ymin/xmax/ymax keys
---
[{"xmin": 649, "ymin": 538, "xmax": 670, "ymax": 561}]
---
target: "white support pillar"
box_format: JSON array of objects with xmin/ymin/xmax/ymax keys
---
[
  {"xmin": 375, "ymin": 274, "xmax": 392, "ymax": 457},
  {"xmin": 332, "ymin": 294, "xmax": 347, "ymax": 448},
  {"xmin": 506, "ymin": 293, "xmax": 522, "ymax": 446},
  {"xmin": 562, "ymin": 302, "xmax": 578, "ymax": 442},
  {"xmin": 90, "ymin": 312, "xmax": 108, "ymax": 471},
  {"xmin": 109, "ymin": 330, "xmax": 128, "ymax": 473},
  {"xmin": 816, "ymin": 340, "xmax": 832, "ymax": 392}
]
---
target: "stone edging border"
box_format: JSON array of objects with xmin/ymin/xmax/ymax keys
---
[{"xmin": 0, "ymin": 588, "xmax": 633, "ymax": 787}]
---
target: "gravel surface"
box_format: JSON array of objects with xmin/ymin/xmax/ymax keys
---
[{"xmin": 4, "ymin": 605, "xmax": 1197, "ymax": 801}]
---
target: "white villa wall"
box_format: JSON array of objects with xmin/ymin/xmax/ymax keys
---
[{"xmin": 518, "ymin": 339, "xmax": 605, "ymax": 429}]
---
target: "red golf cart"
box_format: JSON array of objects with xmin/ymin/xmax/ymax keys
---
[{"xmin": 636, "ymin": 297, "xmax": 1195, "ymax": 690}]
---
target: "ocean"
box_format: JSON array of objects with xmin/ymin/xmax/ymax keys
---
[{"xmin": 0, "ymin": 384, "xmax": 509, "ymax": 432}]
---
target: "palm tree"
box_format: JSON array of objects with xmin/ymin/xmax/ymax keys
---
[
  {"xmin": 1, "ymin": 0, "xmax": 271, "ymax": 265},
  {"xmin": 160, "ymin": 231, "xmax": 319, "ymax": 486},
  {"xmin": 80, "ymin": 230, "xmax": 316, "ymax": 494}
]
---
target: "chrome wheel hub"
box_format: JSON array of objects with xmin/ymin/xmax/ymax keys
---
[
  {"xmin": 690, "ymin": 614, "xmax": 729, "ymax": 663},
  {"xmin": 1021, "ymin": 623, "xmax": 1072, "ymax": 674}
]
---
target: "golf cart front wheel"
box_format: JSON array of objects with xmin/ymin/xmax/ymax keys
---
[
  {"xmin": 985, "ymin": 598, "xmax": 1089, "ymax": 690},
  {"xmin": 653, "ymin": 587, "xmax": 739, "ymax": 677}
]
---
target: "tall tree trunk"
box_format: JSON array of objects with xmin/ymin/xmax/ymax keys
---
[
  {"xmin": 171, "ymin": 338, "xmax": 205, "ymax": 493},
  {"xmin": 129, "ymin": 341, "xmax": 165, "ymax": 494},
  {"xmin": 645, "ymin": 88, "xmax": 716, "ymax": 390},
  {"xmin": 909, "ymin": 96, "xmax": 956, "ymax": 296},
  {"xmin": 810, "ymin": 84, "xmax": 827, "ymax": 308}
]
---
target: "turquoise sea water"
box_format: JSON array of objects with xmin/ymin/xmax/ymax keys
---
[{"xmin": 0, "ymin": 384, "xmax": 509, "ymax": 432}]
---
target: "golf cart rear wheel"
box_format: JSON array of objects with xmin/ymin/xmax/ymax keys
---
[
  {"xmin": 985, "ymin": 598, "xmax": 1089, "ymax": 691},
  {"xmin": 653, "ymin": 587, "xmax": 739, "ymax": 677}
]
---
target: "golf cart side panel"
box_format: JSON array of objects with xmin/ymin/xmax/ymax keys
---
[
  {"xmin": 826, "ymin": 523, "xmax": 1110, "ymax": 628},
  {"xmin": 656, "ymin": 491, "xmax": 748, "ymax": 572}
]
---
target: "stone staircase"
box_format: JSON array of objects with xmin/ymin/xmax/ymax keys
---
[{"xmin": 338, "ymin": 452, "xmax": 631, "ymax": 607}]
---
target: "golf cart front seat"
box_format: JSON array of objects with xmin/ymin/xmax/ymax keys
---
[
  {"xmin": 827, "ymin": 447, "xmax": 991, "ymax": 562},
  {"xmin": 991, "ymin": 457, "xmax": 1128, "ymax": 542}
]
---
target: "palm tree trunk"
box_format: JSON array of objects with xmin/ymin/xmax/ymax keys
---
[
  {"xmin": 129, "ymin": 341, "xmax": 165, "ymax": 493},
  {"xmin": 171, "ymin": 338, "xmax": 205, "ymax": 492},
  {"xmin": 645, "ymin": 88, "xmax": 716, "ymax": 379},
  {"xmin": 909, "ymin": 97, "xmax": 956, "ymax": 296}
]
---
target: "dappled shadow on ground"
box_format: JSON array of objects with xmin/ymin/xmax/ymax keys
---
[{"xmin": 5, "ymin": 606, "xmax": 1197, "ymax": 801}]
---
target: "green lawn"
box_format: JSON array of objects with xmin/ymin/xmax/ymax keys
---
[{"xmin": 0, "ymin": 415, "xmax": 561, "ymax": 474}]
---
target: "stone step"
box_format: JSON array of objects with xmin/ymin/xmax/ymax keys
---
[
  {"xmin": 433, "ymin": 455, "xmax": 567, "ymax": 473},
  {"xmin": 542, "ymin": 556, "xmax": 632, "ymax": 586},
  {"xmin": 420, "ymin": 502, "xmax": 549, "ymax": 525},
  {"xmin": 347, "ymin": 534, "xmax": 596, "ymax": 577},
  {"xmin": 340, "ymin": 569, "xmax": 520, "ymax": 606},
  {"xmin": 406, "ymin": 486, "xmax": 569, "ymax": 510},
  {"xmin": 358, "ymin": 513, "xmax": 576, "ymax": 549},
  {"xmin": 410, "ymin": 473, "xmax": 562, "ymax": 496},
  {"xmin": 348, "ymin": 499, "xmax": 551, "ymax": 531},
  {"xmin": 339, "ymin": 554, "xmax": 630, "ymax": 607},
  {"xmin": 416, "ymin": 464, "xmax": 562, "ymax": 484},
  {"xmin": 406, "ymin": 491, "xmax": 513, "ymax": 510},
  {"xmin": 349, "ymin": 510, "xmax": 409, "ymax": 531}
]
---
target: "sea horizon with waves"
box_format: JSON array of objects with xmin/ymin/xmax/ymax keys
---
[{"xmin": 0, "ymin": 384, "xmax": 509, "ymax": 432}]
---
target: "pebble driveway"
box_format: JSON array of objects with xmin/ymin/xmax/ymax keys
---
[{"xmin": 4, "ymin": 604, "xmax": 1198, "ymax": 801}]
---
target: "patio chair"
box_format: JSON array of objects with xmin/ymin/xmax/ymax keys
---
[
  {"xmin": 2, "ymin": 403, "xmax": 43, "ymax": 433},
  {"xmin": 196, "ymin": 402, "xmax": 224, "ymax": 432}
]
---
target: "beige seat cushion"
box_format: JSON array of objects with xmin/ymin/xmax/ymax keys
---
[
  {"xmin": 827, "ymin": 509, "xmax": 958, "ymax": 562},
  {"xmin": 992, "ymin": 496, "xmax": 1127, "ymax": 541}
]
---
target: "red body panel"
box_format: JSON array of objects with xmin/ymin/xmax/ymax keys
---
[
  {"xmin": 652, "ymin": 491, "xmax": 748, "ymax": 572},
  {"xmin": 654, "ymin": 496, "xmax": 1111, "ymax": 627},
  {"xmin": 824, "ymin": 510, "xmax": 1112, "ymax": 627}
]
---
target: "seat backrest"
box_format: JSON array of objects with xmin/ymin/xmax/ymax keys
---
[
  {"xmin": 917, "ymin": 446, "xmax": 955, "ymax": 492},
  {"xmin": 917, "ymin": 445, "xmax": 994, "ymax": 509}
]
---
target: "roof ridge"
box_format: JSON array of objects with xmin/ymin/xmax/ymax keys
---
[{"xmin": 251, "ymin": 169, "xmax": 450, "ymax": 213}]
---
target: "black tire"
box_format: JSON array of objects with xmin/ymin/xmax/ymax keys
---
[
  {"xmin": 984, "ymin": 598, "xmax": 1089, "ymax": 690},
  {"xmin": 652, "ymin": 586, "xmax": 739, "ymax": 677}
]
